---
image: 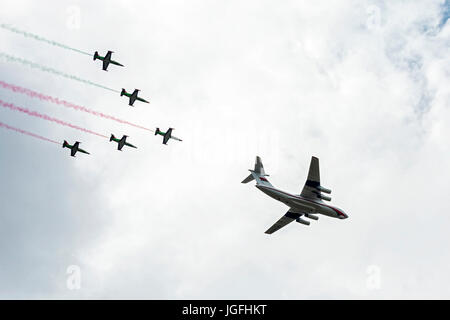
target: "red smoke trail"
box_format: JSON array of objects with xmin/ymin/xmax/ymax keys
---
[
  {"xmin": 0, "ymin": 120, "xmax": 60, "ymax": 145},
  {"xmin": 0, "ymin": 81, "xmax": 154, "ymax": 133},
  {"xmin": 0, "ymin": 100, "xmax": 109, "ymax": 139}
]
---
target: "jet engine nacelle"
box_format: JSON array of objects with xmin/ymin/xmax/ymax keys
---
[
  {"xmin": 304, "ymin": 214, "xmax": 319, "ymax": 220},
  {"xmin": 318, "ymin": 194, "xmax": 332, "ymax": 201},
  {"xmin": 317, "ymin": 186, "xmax": 331, "ymax": 194},
  {"xmin": 296, "ymin": 218, "xmax": 310, "ymax": 226}
]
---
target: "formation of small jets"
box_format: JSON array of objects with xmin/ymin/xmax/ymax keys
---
[
  {"xmin": 62, "ymin": 50, "xmax": 182, "ymax": 157},
  {"xmin": 242, "ymin": 156, "xmax": 348, "ymax": 234},
  {"xmin": 1, "ymin": 28, "xmax": 348, "ymax": 237}
]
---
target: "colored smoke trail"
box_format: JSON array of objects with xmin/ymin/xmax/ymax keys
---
[
  {"xmin": 0, "ymin": 120, "xmax": 60, "ymax": 145},
  {"xmin": 0, "ymin": 100, "xmax": 109, "ymax": 139},
  {"xmin": 0, "ymin": 24, "xmax": 92, "ymax": 57},
  {"xmin": 0, "ymin": 80, "xmax": 154, "ymax": 133},
  {"xmin": 0, "ymin": 52, "xmax": 120, "ymax": 93}
]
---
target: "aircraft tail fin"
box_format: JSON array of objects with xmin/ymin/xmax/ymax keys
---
[
  {"xmin": 63, "ymin": 140, "xmax": 69, "ymax": 148},
  {"xmin": 254, "ymin": 156, "xmax": 267, "ymax": 176},
  {"xmin": 110, "ymin": 134, "xmax": 115, "ymax": 142},
  {"xmin": 120, "ymin": 89, "xmax": 126, "ymax": 96},
  {"xmin": 94, "ymin": 51, "xmax": 99, "ymax": 61},
  {"xmin": 241, "ymin": 156, "xmax": 273, "ymax": 186},
  {"xmin": 155, "ymin": 128, "xmax": 160, "ymax": 136}
]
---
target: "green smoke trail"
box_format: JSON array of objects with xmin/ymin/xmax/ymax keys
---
[
  {"xmin": 0, "ymin": 24, "xmax": 92, "ymax": 57},
  {"xmin": 0, "ymin": 52, "xmax": 120, "ymax": 93}
]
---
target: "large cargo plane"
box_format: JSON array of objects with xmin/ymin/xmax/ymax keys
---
[{"xmin": 242, "ymin": 156, "xmax": 348, "ymax": 234}]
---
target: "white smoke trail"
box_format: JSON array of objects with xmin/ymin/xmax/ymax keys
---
[
  {"xmin": 0, "ymin": 24, "xmax": 92, "ymax": 56},
  {"xmin": 0, "ymin": 52, "xmax": 120, "ymax": 93}
]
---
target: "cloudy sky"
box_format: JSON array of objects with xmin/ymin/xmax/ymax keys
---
[{"xmin": 0, "ymin": 0, "xmax": 449, "ymax": 299}]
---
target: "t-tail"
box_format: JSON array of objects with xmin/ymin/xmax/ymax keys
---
[{"xmin": 241, "ymin": 156, "xmax": 273, "ymax": 187}]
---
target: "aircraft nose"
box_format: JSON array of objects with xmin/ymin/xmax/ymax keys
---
[{"xmin": 334, "ymin": 207, "xmax": 348, "ymax": 219}]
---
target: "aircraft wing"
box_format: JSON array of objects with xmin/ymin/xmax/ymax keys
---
[
  {"xmin": 118, "ymin": 139, "xmax": 126, "ymax": 150},
  {"xmin": 163, "ymin": 129, "xmax": 173, "ymax": 144},
  {"xmin": 71, "ymin": 142, "xmax": 80, "ymax": 157},
  {"xmin": 129, "ymin": 95, "xmax": 137, "ymax": 106},
  {"xmin": 105, "ymin": 51, "xmax": 112, "ymax": 60},
  {"xmin": 300, "ymin": 156, "xmax": 324, "ymax": 201},
  {"xmin": 265, "ymin": 211, "xmax": 302, "ymax": 234},
  {"xmin": 102, "ymin": 59, "xmax": 110, "ymax": 71},
  {"xmin": 163, "ymin": 134, "xmax": 171, "ymax": 144}
]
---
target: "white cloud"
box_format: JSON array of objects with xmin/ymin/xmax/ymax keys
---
[{"xmin": 0, "ymin": 0, "xmax": 449, "ymax": 299}]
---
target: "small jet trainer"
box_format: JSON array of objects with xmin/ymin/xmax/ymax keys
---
[
  {"xmin": 110, "ymin": 134, "xmax": 137, "ymax": 151},
  {"xmin": 120, "ymin": 89, "xmax": 150, "ymax": 106},
  {"xmin": 93, "ymin": 51, "xmax": 124, "ymax": 71},
  {"xmin": 155, "ymin": 128, "xmax": 182, "ymax": 145},
  {"xmin": 242, "ymin": 156, "xmax": 348, "ymax": 234},
  {"xmin": 63, "ymin": 140, "xmax": 90, "ymax": 157}
]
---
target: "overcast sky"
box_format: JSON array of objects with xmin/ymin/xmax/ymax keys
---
[{"xmin": 0, "ymin": 0, "xmax": 449, "ymax": 299}]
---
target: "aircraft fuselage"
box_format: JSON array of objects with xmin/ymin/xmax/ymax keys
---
[{"xmin": 256, "ymin": 185, "xmax": 347, "ymax": 219}]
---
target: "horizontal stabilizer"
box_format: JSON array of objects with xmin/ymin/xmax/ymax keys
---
[{"xmin": 241, "ymin": 174, "xmax": 254, "ymax": 184}]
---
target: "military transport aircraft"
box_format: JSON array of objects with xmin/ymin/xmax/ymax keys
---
[
  {"xmin": 93, "ymin": 51, "xmax": 124, "ymax": 71},
  {"xmin": 63, "ymin": 140, "xmax": 90, "ymax": 157},
  {"xmin": 155, "ymin": 128, "xmax": 182, "ymax": 145},
  {"xmin": 110, "ymin": 134, "xmax": 137, "ymax": 151},
  {"xmin": 120, "ymin": 89, "xmax": 150, "ymax": 106},
  {"xmin": 242, "ymin": 156, "xmax": 348, "ymax": 234}
]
